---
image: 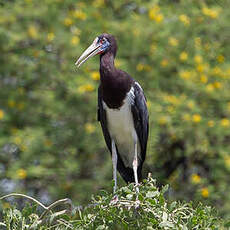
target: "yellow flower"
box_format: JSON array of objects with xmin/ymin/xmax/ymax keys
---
[
  {"xmin": 192, "ymin": 114, "xmax": 201, "ymax": 123},
  {"xmin": 179, "ymin": 52, "xmax": 188, "ymax": 61},
  {"xmin": 158, "ymin": 116, "xmax": 168, "ymax": 125},
  {"xmin": 191, "ymin": 174, "xmax": 201, "ymax": 184},
  {"xmin": 224, "ymin": 155, "xmax": 230, "ymax": 168},
  {"xmin": 90, "ymin": 71, "xmax": 100, "ymax": 81},
  {"xmin": 217, "ymin": 55, "xmax": 225, "ymax": 63},
  {"xmin": 71, "ymin": 36, "xmax": 80, "ymax": 45},
  {"xmin": 196, "ymin": 64, "xmax": 205, "ymax": 73},
  {"xmin": 136, "ymin": 63, "xmax": 151, "ymax": 72},
  {"xmin": 220, "ymin": 119, "xmax": 230, "ymax": 127},
  {"xmin": 187, "ymin": 100, "xmax": 195, "ymax": 109},
  {"xmin": 200, "ymin": 74, "xmax": 208, "ymax": 83},
  {"xmin": 149, "ymin": 5, "xmax": 160, "ymax": 20},
  {"xmin": 64, "ymin": 17, "xmax": 73, "ymax": 26},
  {"xmin": 149, "ymin": 9, "xmax": 164, "ymax": 23},
  {"xmin": 136, "ymin": 63, "xmax": 144, "ymax": 71},
  {"xmin": 202, "ymin": 7, "xmax": 219, "ymax": 19},
  {"xmin": 194, "ymin": 55, "xmax": 203, "ymax": 64},
  {"xmin": 179, "ymin": 14, "xmax": 190, "ymax": 26},
  {"xmin": 21, "ymin": 144, "xmax": 27, "ymax": 152},
  {"xmin": 73, "ymin": 10, "xmax": 86, "ymax": 20},
  {"xmin": 78, "ymin": 84, "xmax": 95, "ymax": 93},
  {"xmin": 208, "ymin": 120, "xmax": 214, "ymax": 127},
  {"xmin": 179, "ymin": 71, "xmax": 191, "ymax": 80},
  {"xmin": 160, "ymin": 59, "xmax": 169, "ymax": 67},
  {"xmin": 164, "ymin": 95, "xmax": 180, "ymax": 105},
  {"xmin": 72, "ymin": 27, "xmax": 81, "ymax": 36},
  {"xmin": 213, "ymin": 81, "xmax": 222, "ymax": 89},
  {"xmin": 154, "ymin": 14, "xmax": 164, "ymax": 23},
  {"xmin": 115, "ymin": 59, "xmax": 123, "ymax": 68},
  {"xmin": 47, "ymin": 32, "xmax": 55, "ymax": 42},
  {"xmin": 206, "ymin": 84, "xmax": 214, "ymax": 92},
  {"xmin": 168, "ymin": 37, "xmax": 178, "ymax": 46},
  {"xmin": 85, "ymin": 123, "xmax": 95, "ymax": 134},
  {"xmin": 183, "ymin": 113, "xmax": 191, "ymax": 121},
  {"xmin": 212, "ymin": 67, "xmax": 221, "ymax": 76},
  {"xmin": 14, "ymin": 137, "xmax": 22, "ymax": 145},
  {"xmin": 146, "ymin": 101, "xmax": 151, "ymax": 109},
  {"xmin": 17, "ymin": 169, "xmax": 27, "ymax": 179},
  {"xmin": 167, "ymin": 106, "xmax": 174, "ymax": 113},
  {"xmin": 0, "ymin": 109, "xmax": 4, "ymax": 120},
  {"xmin": 201, "ymin": 187, "xmax": 209, "ymax": 198},
  {"xmin": 27, "ymin": 25, "xmax": 38, "ymax": 39}
]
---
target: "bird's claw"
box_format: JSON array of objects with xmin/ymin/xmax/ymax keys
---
[{"xmin": 134, "ymin": 183, "xmax": 140, "ymax": 193}]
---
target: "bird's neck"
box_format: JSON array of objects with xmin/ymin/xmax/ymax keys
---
[
  {"xmin": 99, "ymin": 52, "xmax": 116, "ymax": 82},
  {"xmin": 99, "ymin": 52, "xmax": 132, "ymax": 109}
]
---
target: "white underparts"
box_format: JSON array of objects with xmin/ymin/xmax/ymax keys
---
[{"xmin": 103, "ymin": 87, "xmax": 141, "ymax": 168}]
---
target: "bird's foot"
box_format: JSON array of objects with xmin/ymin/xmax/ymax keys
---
[
  {"xmin": 110, "ymin": 194, "xmax": 119, "ymax": 205},
  {"xmin": 134, "ymin": 183, "xmax": 140, "ymax": 193}
]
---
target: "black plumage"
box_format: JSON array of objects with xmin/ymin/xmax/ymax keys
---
[
  {"xmin": 98, "ymin": 82, "xmax": 148, "ymax": 183},
  {"xmin": 76, "ymin": 33, "xmax": 149, "ymax": 187}
]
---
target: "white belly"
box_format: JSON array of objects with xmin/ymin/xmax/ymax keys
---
[{"xmin": 103, "ymin": 91, "xmax": 141, "ymax": 168}]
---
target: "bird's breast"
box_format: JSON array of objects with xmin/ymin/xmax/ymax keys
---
[{"xmin": 103, "ymin": 87, "xmax": 141, "ymax": 167}]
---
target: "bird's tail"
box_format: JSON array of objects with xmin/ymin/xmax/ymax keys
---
[{"xmin": 117, "ymin": 163, "xmax": 143, "ymax": 184}]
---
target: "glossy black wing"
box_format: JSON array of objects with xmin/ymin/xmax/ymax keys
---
[
  {"xmin": 98, "ymin": 85, "xmax": 112, "ymax": 153},
  {"xmin": 131, "ymin": 82, "xmax": 149, "ymax": 166}
]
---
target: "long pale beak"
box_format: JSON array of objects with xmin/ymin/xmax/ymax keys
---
[{"xmin": 75, "ymin": 37, "xmax": 101, "ymax": 67}]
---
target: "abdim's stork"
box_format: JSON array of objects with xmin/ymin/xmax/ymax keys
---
[{"xmin": 75, "ymin": 34, "xmax": 149, "ymax": 192}]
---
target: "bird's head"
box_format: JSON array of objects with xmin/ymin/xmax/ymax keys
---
[{"xmin": 75, "ymin": 33, "xmax": 117, "ymax": 67}]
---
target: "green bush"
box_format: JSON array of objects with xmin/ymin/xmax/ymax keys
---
[
  {"xmin": 0, "ymin": 0, "xmax": 230, "ymax": 220},
  {"xmin": 1, "ymin": 177, "xmax": 224, "ymax": 229}
]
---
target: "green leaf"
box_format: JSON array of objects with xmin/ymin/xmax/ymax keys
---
[{"xmin": 146, "ymin": 191, "xmax": 160, "ymax": 198}]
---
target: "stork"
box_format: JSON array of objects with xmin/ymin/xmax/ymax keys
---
[{"xmin": 75, "ymin": 34, "xmax": 149, "ymax": 193}]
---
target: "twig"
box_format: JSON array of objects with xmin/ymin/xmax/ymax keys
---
[
  {"xmin": 0, "ymin": 193, "xmax": 48, "ymax": 210},
  {"xmin": 40, "ymin": 198, "xmax": 72, "ymax": 219},
  {"xmin": 0, "ymin": 193, "xmax": 74, "ymax": 224},
  {"xmin": 0, "ymin": 222, "xmax": 7, "ymax": 227}
]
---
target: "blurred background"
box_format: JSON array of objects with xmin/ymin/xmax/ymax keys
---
[{"xmin": 0, "ymin": 0, "xmax": 230, "ymax": 220}]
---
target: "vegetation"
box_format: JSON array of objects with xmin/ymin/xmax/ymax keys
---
[
  {"xmin": 0, "ymin": 177, "xmax": 225, "ymax": 229},
  {"xmin": 0, "ymin": 0, "xmax": 230, "ymax": 225}
]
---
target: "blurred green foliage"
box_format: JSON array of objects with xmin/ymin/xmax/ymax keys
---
[
  {"xmin": 0, "ymin": 0, "xmax": 230, "ymax": 220},
  {"xmin": 1, "ymin": 177, "xmax": 224, "ymax": 229}
]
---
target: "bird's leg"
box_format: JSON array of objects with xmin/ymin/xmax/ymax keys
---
[
  {"xmin": 133, "ymin": 141, "xmax": 139, "ymax": 193},
  {"xmin": 111, "ymin": 139, "xmax": 118, "ymax": 194}
]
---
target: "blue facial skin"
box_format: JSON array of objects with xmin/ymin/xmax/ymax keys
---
[{"xmin": 98, "ymin": 38, "xmax": 110, "ymax": 52}]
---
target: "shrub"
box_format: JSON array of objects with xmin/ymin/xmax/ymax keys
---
[{"xmin": 1, "ymin": 177, "xmax": 224, "ymax": 229}]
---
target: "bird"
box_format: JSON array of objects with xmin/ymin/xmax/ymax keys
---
[{"xmin": 75, "ymin": 34, "xmax": 149, "ymax": 193}]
